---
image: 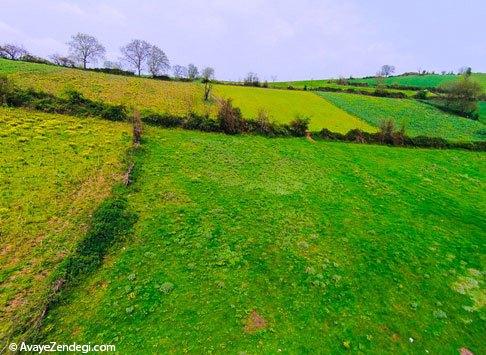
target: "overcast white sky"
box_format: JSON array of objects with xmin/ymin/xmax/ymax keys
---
[{"xmin": 1, "ymin": 0, "xmax": 485, "ymax": 80}]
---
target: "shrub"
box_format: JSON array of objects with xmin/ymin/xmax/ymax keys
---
[
  {"xmin": 375, "ymin": 120, "xmax": 406, "ymax": 146},
  {"xmin": 438, "ymin": 76, "xmax": 482, "ymax": 118},
  {"xmin": 218, "ymin": 99, "xmax": 246, "ymax": 134},
  {"xmin": 404, "ymin": 135, "xmax": 449, "ymax": 149},
  {"xmin": 414, "ymin": 90, "xmax": 428, "ymax": 99},
  {"xmin": 0, "ymin": 75, "xmax": 15, "ymax": 105},
  {"xmin": 253, "ymin": 109, "xmax": 273, "ymax": 135},
  {"xmin": 142, "ymin": 113, "xmax": 183, "ymax": 127},
  {"xmin": 183, "ymin": 113, "xmax": 219, "ymax": 132},
  {"xmin": 100, "ymin": 105, "xmax": 127, "ymax": 121},
  {"xmin": 289, "ymin": 116, "xmax": 310, "ymax": 136},
  {"xmin": 344, "ymin": 129, "xmax": 369, "ymax": 143},
  {"xmin": 318, "ymin": 128, "xmax": 345, "ymax": 141}
]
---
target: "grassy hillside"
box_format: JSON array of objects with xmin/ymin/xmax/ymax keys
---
[
  {"xmin": 40, "ymin": 128, "xmax": 485, "ymax": 353},
  {"xmin": 349, "ymin": 73, "xmax": 486, "ymax": 90},
  {"xmin": 0, "ymin": 107, "xmax": 130, "ymax": 340},
  {"xmin": 319, "ymin": 92, "xmax": 486, "ymax": 141},
  {"xmin": 479, "ymin": 101, "xmax": 486, "ymax": 124},
  {"xmin": 0, "ymin": 59, "xmax": 214, "ymax": 117},
  {"xmin": 1, "ymin": 59, "xmax": 376, "ymax": 132},
  {"xmin": 214, "ymin": 84, "xmax": 375, "ymax": 132}
]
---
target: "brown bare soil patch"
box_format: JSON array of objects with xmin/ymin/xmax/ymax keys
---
[{"xmin": 244, "ymin": 310, "xmax": 267, "ymax": 333}]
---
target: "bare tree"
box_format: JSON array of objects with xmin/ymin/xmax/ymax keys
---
[
  {"xmin": 50, "ymin": 53, "xmax": 75, "ymax": 67},
  {"xmin": 379, "ymin": 65, "xmax": 396, "ymax": 77},
  {"xmin": 120, "ymin": 39, "xmax": 152, "ymax": 75},
  {"xmin": 0, "ymin": 43, "xmax": 28, "ymax": 60},
  {"xmin": 270, "ymin": 75, "xmax": 277, "ymax": 82},
  {"xmin": 147, "ymin": 45, "xmax": 169, "ymax": 76},
  {"xmin": 244, "ymin": 72, "xmax": 260, "ymax": 86},
  {"xmin": 201, "ymin": 67, "xmax": 215, "ymax": 81},
  {"xmin": 187, "ymin": 64, "xmax": 199, "ymax": 80},
  {"xmin": 172, "ymin": 65, "xmax": 187, "ymax": 79},
  {"xmin": 67, "ymin": 33, "xmax": 105, "ymax": 69},
  {"xmin": 201, "ymin": 67, "xmax": 215, "ymax": 101}
]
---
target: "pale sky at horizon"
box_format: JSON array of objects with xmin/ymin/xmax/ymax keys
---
[{"xmin": 1, "ymin": 0, "xmax": 484, "ymax": 81}]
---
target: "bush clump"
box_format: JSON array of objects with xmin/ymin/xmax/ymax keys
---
[
  {"xmin": 289, "ymin": 116, "xmax": 310, "ymax": 136},
  {"xmin": 218, "ymin": 99, "xmax": 246, "ymax": 134}
]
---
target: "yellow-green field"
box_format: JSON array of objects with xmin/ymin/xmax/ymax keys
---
[
  {"xmin": 0, "ymin": 59, "xmax": 214, "ymax": 117},
  {"xmin": 0, "ymin": 107, "xmax": 130, "ymax": 341},
  {"xmin": 1, "ymin": 60, "xmax": 375, "ymax": 132},
  {"xmin": 214, "ymin": 84, "xmax": 375, "ymax": 132}
]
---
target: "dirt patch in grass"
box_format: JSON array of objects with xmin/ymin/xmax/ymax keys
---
[{"xmin": 244, "ymin": 310, "xmax": 267, "ymax": 333}]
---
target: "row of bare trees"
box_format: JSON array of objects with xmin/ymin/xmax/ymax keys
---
[{"xmin": 1, "ymin": 33, "xmax": 215, "ymax": 80}]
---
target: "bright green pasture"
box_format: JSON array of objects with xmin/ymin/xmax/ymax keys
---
[
  {"xmin": 0, "ymin": 107, "xmax": 130, "ymax": 342},
  {"xmin": 349, "ymin": 73, "xmax": 486, "ymax": 90},
  {"xmin": 319, "ymin": 92, "xmax": 486, "ymax": 141},
  {"xmin": 41, "ymin": 128, "xmax": 485, "ymax": 353},
  {"xmin": 478, "ymin": 101, "xmax": 486, "ymax": 124},
  {"xmin": 271, "ymin": 80, "xmax": 419, "ymax": 97},
  {"xmin": 214, "ymin": 84, "xmax": 375, "ymax": 132}
]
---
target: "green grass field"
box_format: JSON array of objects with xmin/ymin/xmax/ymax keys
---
[
  {"xmin": 0, "ymin": 107, "xmax": 130, "ymax": 341},
  {"xmin": 271, "ymin": 80, "xmax": 419, "ymax": 97},
  {"xmin": 214, "ymin": 84, "xmax": 375, "ymax": 132},
  {"xmin": 478, "ymin": 101, "xmax": 486, "ymax": 124},
  {"xmin": 39, "ymin": 128, "xmax": 485, "ymax": 353},
  {"xmin": 318, "ymin": 92, "xmax": 486, "ymax": 141},
  {"xmin": 349, "ymin": 74, "xmax": 486, "ymax": 90}
]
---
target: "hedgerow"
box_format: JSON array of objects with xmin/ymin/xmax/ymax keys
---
[{"xmin": 0, "ymin": 81, "xmax": 128, "ymax": 121}]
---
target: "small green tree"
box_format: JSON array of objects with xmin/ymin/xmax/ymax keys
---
[{"xmin": 439, "ymin": 76, "xmax": 482, "ymax": 118}]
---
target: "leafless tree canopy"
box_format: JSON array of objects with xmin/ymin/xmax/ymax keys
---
[
  {"xmin": 172, "ymin": 65, "xmax": 188, "ymax": 79},
  {"xmin": 50, "ymin": 53, "xmax": 75, "ymax": 67},
  {"xmin": 103, "ymin": 60, "xmax": 122, "ymax": 69},
  {"xmin": 120, "ymin": 39, "xmax": 152, "ymax": 75},
  {"xmin": 201, "ymin": 67, "xmax": 215, "ymax": 101},
  {"xmin": 67, "ymin": 33, "xmax": 105, "ymax": 69},
  {"xmin": 0, "ymin": 43, "xmax": 28, "ymax": 60},
  {"xmin": 378, "ymin": 65, "xmax": 396, "ymax": 77},
  {"xmin": 244, "ymin": 72, "xmax": 259, "ymax": 86},
  {"xmin": 187, "ymin": 64, "xmax": 199, "ymax": 80},
  {"xmin": 147, "ymin": 45, "xmax": 170, "ymax": 76},
  {"xmin": 201, "ymin": 67, "xmax": 215, "ymax": 81}
]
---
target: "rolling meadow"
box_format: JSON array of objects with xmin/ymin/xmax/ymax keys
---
[{"xmin": 0, "ymin": 58, "xmax": 485, "ymax": 353}]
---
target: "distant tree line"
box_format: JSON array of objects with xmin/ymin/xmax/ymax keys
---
[{"xmin": 0, "ymin": 33, "xmax": 215, "ymax": 84}]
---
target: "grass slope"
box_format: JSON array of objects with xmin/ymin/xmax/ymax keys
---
[
  {"xmin": 214, "ymin": 84, "xmax": 375, "ymax": 132},
  {"xmin": 318, "ymin": 92, "xmax": 486, "ymax": 142},
  {"xmin": 1, "ymin": 59, "xmax": 374, "ymax": 132},
  {"xmin": 0, "ymin": 58, "xmax": 214, "ymax": 117},
  {"xmin": 478, "ymin": 101, "xmax": 486, "ymax": 124},
  {"xmin": 41, "ymin": 128, "xmax": 485, "ymax": 353},
  {"xmin": 0, "ymin": 107, "xmax": 130, "ymax": 340},
  {"xmin": 349, "ymin": 74, "xmax": 486, "ymax": 90}
]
